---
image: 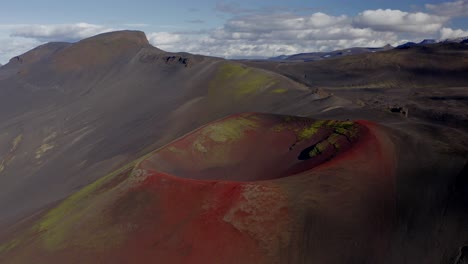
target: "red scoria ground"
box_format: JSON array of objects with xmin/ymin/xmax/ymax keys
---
[{"xmin": 0, "ymin": 113, "xmax": 396, "ymax": 264}]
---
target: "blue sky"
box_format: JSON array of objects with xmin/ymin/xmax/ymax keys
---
[{"xmin": 0, "ymin": 0, "xmax": 467, "ymax": 63}]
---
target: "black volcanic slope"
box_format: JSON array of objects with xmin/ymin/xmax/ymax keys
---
[
  {"xmin": 246, "ymin": 43, "xmax": 468, "ymax": 89},
  {"xmin": 0, "ymin": 30, "xmax": 340, "ymax": 228},
  {"xmin": 245, "ymin": 43, "xmax": 468, "ymax": 130}
]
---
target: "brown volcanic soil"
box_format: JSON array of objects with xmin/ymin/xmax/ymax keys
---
[{"xmin": 0, "ymin": 31, "xmax": 467, "ymax": 263}]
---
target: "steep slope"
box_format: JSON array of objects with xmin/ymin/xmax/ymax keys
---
[{"xmin": 0, "ymin": 31, "xmax": 340, "ymax": 230}]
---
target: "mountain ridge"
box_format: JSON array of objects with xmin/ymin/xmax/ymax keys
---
[
  {"xmin": 265, "ymin": 36, "xmax": 468, "ymax": 62},
  {"xmin": 266, "ymin": 44, "xmax": 394, "ymax": 62},
  {"xmin": 246, "ymin": 42, "xmax": 468, "ymax": 89},
  {"xmin": 0, "ymin": 30, "xmax": 334, "ymax": 230}
]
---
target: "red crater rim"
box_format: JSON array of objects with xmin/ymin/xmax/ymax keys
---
[{"xmin": 138, "ymin": 113, "xmax": 366, "ymax": 182}]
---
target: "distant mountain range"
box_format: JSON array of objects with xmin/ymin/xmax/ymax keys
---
[
  {"xmin": 267, "ymin": 36, "xmax": 468, "ymax": 62},
  {"xmin": 247, "ymin": 41, "xmax": 468, "ymax": 89},
  {"xmin": 268, "ymin": 45, "xmax": 394, "ymax": 62},
  {"xmin": 443, "ymin": 36, "xmax": 468, "ymax": 43},
  {"xmin": 397, "ymin": 37, "xmax": 468, "ymax": 49}
]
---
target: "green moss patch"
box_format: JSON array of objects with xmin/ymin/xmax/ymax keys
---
[
  {"xmin": 209, "ymin": 63, "xmax": 277, "ymax": 99},
  {"xmin": 271, "ymin": 88, "xmax": 288, "ymax": 94},
  {"xmin": 35, "ymin": 161, "xmax": 139, "ymax": 251},
  {"xmin": 0, "ymin": 238, "xmax": 20, "ymax": 254}
]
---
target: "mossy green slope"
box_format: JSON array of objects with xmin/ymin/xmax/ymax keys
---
[{"xmin": 208, "ymin": 62, "xmax": 279, "ymax": 100}]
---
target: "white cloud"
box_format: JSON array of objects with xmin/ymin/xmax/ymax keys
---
[
  {"xmin": 145, "ymin": 12, "xmax": 401, "ymax": 58},
  {"xmin": 148, "ymin": 34, "xmax": 395, "ymax": 59},
  {"xmin": 144, "ymin": 11, "xmax": 421, "ymax": 58},
  {"xmin": 11, "ymin": 23, "xmax": 115, "ymax": 42},
  {"xmin": 0, "ymin": 23, "xmax": 117, "ymax": 63},
  {"xmin": 0, "ymin": 37, "xmax": 42, "ymax": 64},
  {"xmin": 147, "ymin": 32, "xmax": 183, "ymax": 50},
  {"xmin": 0, "ymin": 6, "xmax": 464, "ymax": 64},
  {"xmin": 353, "ymin": 9, "xmax": 449, "ymax": 33},
  {"xmin": 224, "ymin": 13, "xmax": 348, "ymax": 33},
  {"xmin": 440, "ymin": 27, "xmax": 468, "ymax": 39},
  {"xmin": 143, "ymin": 8, "xmax": 465, "ymax": 59},
  {"xmin": 0, "ymin": 23, "xmax": 118, "ymax": 63},
  {"xmin": 426, "ymin": 0, "xmax": 468, "ymax": 17}
]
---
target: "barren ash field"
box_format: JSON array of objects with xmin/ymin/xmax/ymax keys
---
[{"xmin": 0, "ymin": 15, "xmax": 467, "ymax": 264}]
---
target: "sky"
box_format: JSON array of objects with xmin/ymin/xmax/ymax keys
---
[{"xmin": 0, "ymin": 0, "xmax": 467, "ymax": 63}]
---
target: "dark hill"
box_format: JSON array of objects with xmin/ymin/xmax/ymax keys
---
[
  {"xmin": 245, "ymin": 43, "xmax": 468, "ymax": 130},
  {"xmin": 0, "ymin": 30, "xmax": 338, "ymax": 229},
  {"xmin": 246, "ymin": 42, "xmax": 468, "ymax": 89}
]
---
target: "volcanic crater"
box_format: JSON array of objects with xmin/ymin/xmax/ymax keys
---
[{"xmin": 138, "ymin": 112, "xmax": 365, "ymax": 182}]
